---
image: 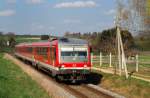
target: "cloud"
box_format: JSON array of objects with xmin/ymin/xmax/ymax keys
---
[
  {"xmin": 105, "ymin": 9, "xmax": 116, "ymax": 15},
  {"xmin": 54, "ymin": 1, "xmax": 96, "ymax": 8},
  {"xmin": 0, "ymin": 10, "xmax": 15, "ymax": 16},
  {"xmin": 26, "ymin": 0, "xmax": 45, "ymax": 4}
]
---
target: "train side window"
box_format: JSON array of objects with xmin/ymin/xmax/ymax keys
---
[
  {"xmin": 42, "ymin": 47, "xmax": 48, "ymax": 59},
  {"xmin": 53, "ymin": 48, "xmax": 56, "ymax": 60},
  {"xmin": 27, "ymin": 47, "xmax": 32, "ymax": 53},
  {"xmin": 37, "ymin": 47, "xmax": 41, "ymax": 55}
]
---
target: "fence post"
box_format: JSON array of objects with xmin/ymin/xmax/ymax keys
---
[
  {"xmin": 136, "ymin": 54, "xmax": 139, "ymax": 72},
  {"xmin": 121, "ymin": 54, "xmax": 124, "ymax": 69},
  {"xmin": 91, "ymin": 53, "xmax": 93, "ymax": 66},
  {"xmin": 100, "ymin": 52, "xmax": 102, "ymax": 67},
  {"xmin": 109, "ymin": 52, "xmax": 112, "ymax": 67}
]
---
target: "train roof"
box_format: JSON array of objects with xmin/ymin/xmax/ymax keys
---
[
  {"xmin": 15, "ymin": 38, "xmax": 88, "ymax": 47},
  {"xmin": 58, "ymin": 38, "xmax": 88, "ymax": 45}
]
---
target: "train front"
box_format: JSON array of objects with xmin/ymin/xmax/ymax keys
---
[{"xmin": 57, "ymin": 38, "xmax": 91, "ymax": 82}]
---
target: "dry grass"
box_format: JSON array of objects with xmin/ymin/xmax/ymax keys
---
[{"xmin": 94, "ymin": 70, "xmax": 150, "ymax": 98}]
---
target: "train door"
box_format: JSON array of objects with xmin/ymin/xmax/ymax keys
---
[
  {"xmin": 50, "ymin": 47, "xmax": 56, "ymax": 66},
  {"xmin": 47, "ymin": 47, "xmax": 50, "ymax": 64},
  {"xmin": 53, "ymin": 47, "xmax": 56, "ymax": 66},
  {"xmin": 50, "ymin": 47, "xmax": 52, "ymax": 65}
]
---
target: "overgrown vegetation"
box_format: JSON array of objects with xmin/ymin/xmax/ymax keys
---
[
  {"xmin": 0, "ymin": 53, "xmax": 50, "ymax": 98},
  {"xmin": 0, "ymin": 33, "xmax": 16, "ymax": 53},
  {"xmin": 134, "ymin": 31, "xmax": 150, "ymax": 51}
]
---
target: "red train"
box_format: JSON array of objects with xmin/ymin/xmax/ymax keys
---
[{"xmin": 15, "ymin": 38, "xmax": 91, "ymax": 82}]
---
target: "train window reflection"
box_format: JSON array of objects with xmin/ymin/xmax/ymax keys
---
[{"xmin": 61, "ymin": 51, "xmax": 87, "ymax": 62}]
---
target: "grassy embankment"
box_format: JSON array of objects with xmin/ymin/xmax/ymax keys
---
[
  {"xmin": 0, "ymin": 53, "xmax": 50, "ymax": 98},
  {"xmin": 93, "ymin": 70, "xmax": 150, "ymax": 98}
]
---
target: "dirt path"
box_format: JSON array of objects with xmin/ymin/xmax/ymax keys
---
[{"xmin": 4, "ymin": 53, "xmax": 76, "ymax": 98}]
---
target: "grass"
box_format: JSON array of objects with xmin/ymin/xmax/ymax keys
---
[
  {"xmin": 139, "ymin": 55, "xmax": 150, "ymax": 63},
  {"xmin": 93, "ymin": 70, "xmax": 150, "ymax": 98},
  {"xmin": 0, "ymin": 53, "xmax": 50, "ymax": 98},
  {"xmin": 16, "ymin": 37, "xmax": 40, "ymax": 44},
  {"xmin": 0, "ymin": 47, "xmax": 14, "ymax": 53}
]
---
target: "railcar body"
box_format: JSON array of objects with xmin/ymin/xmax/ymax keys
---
[{"xmin": 15, "ymin": 38, "xmax": 91, "ymax": 82}]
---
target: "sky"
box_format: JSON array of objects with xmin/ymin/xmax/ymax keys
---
[{"xmin": 0, "ymin": 0, "xmax": 116, "ymax": 36}]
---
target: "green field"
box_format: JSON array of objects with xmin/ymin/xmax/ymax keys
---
[
  {"xmin": 0, "ymin": 53, "xmax": 50, "ymax": 98},
  {"xmin": 139, "ymin": 55, "xmax": 150, "ymax": 63},
  {"xmin": 15, "ymin": 37, "xmax": 40, "ymax": 44}
]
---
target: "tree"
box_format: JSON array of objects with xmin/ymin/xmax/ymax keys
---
[
  {"xmin": 0, "ymin": 32, "xmax": 3, "ymax": 36},
  {"xmin": 41, "ymin": 35, "xmax": 49, "ymax": 40},
  {"xmin": 100, "ymin": 27, "xmax": 135, "ymax": 55},
  {"xmin": 8, "ymin": 37, "xmax": 16, "ymax": 47}
]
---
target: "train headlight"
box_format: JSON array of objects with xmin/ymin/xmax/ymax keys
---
[
  {"xmin": 61, "ymin": 65, "xmax": 65, "ymax": 68},
  {"xmin": 84, "ymin": 65, "xmax": 87, "ymax": 67}
]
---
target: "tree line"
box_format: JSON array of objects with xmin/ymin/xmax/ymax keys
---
[{"xmin": 64, "ymin": 27, "xmax": 137, "ymax": 55}]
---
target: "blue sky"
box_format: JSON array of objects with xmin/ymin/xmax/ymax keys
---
[{"xmin": 0, "ymin": 0, "xmax": 116, "ymax": 36}]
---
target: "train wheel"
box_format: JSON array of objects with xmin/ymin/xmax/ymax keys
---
[
  {"xmin": 32, "ymin": 62, "xmax": 36, "ymax": 67},
  {"xmin": 55, "ymin": 75, "xmax": 63, "ymax": 83},
  {"xmin": 35, "ymin": 64, "xmax": 40, "ymax": 70}
]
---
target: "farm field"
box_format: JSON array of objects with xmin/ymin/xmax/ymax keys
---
[
  {"xmin": 0, "ymin": 53, "xmax": 50, "ymax": 98},
  {"xmin": 15, "ymin": 37, "xmax": 41, "ymax": 44}
]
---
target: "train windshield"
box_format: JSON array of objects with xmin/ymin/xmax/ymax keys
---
[{"xmin": 60, "ymin": 47, "xmax": 88, "ymax": 62}]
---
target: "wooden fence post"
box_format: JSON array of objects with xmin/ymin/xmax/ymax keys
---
[
  {"xmin": 136, "ymin": 54, "xmax": 139, "ymax": 72},
  {"xmin": 109, "ymin": 52, "xmax": 112, "ymax": 67},
  {"xmin": 100, "ymin": 52, "xmax": 102, "ymax": 67}
]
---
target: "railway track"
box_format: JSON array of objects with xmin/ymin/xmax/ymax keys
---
[
  {"xmin": 7, "ymin": 54, "xmax": 124, "ymax": 98},
  {"xmin": 36, "ymin": 67, "xmax": 114, "ymax": 98},
  {"xmin": 64, "ymin": 84, "xmax": 113, "ymax": 98}
]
